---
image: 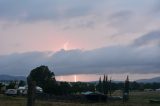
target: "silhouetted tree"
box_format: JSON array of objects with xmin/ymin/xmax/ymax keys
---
[
  {"xmin": 28, "ymin": 65, "xmax": 56, "ymax": 90},
  {"xmin": 124, "ymin": 76, "xmax": 129, "ymax": 94},
  {"xmin": 130, "ymin": 81, "xmax": 140, "ymax": 90},
  {"xmin": 0, "ymin": 83, "xmax": 5, "ymax": 93},
  {"xmin": 59, "ymin": 82, "xmax": 72, "ymax": 95},
  {"xmin": 97, "ymin": 77, "xmax": 103, "ymax": 93},
  {"xmin": 103, "ymin": 75, "xmax": 106, "ymax": 94},
  {"xmin": 27, "ymin": 65, "xmax": 57, "ymax": 106},
  {"xmin": 43, "ymin": 79, "xmax": 59, "ymax": 95},
  {"xmin": 18, "ymin": 80, "xmax": 26, "ymax": 87},
  {"xmin": 103, "ymin": 75, "xmax": 109, "ymax": 95},
  {"xmin": 109, "ymin": 77, "xmax": 112, "ymax": 96},
  {"xmin": 6, "ymin": 81, "xmax": 16, "ymax": 89},
  {"xmin": 123, "ymin": 76, "xmax": 129, "ymax": 102}
]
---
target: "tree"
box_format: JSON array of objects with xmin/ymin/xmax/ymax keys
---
[
  {"xmin": 59, "ymin": 82, "xmax": 72, "ymax": 95},
  {"xmin": 28, "ymin": 65, "xmax": 56, "ymax": 90},
  {"xmin": 103, "ymin": 75, "xmax": 109, "ymax": 95},
  {"xmin": 6, "ymin": 81, "xmax": 16, "ymax": 89},
  {"xmin": 102, "ymin": 75, "xmax": 106, "ymax": 94},
  {"xmin": 130, "ymin": 81, "xmax": 140, "ymax": 90},
  {"xmin": 109, "ymin": 77, "xmax": 111, "ymax": 96},
  {"xmin": 18, "ymin": 80, "xmax": 26, "ymax": 87},
  {"xmin": 124, "ymin": 76, "xmax": 129, "ymax": 94},
  {"xmin": 43, "ymin": 79, "xmax": 59, "ymax": 95},
  {"xmin": 97, "ymin": 77, "xmax": 103, "ymax": 93},
  {"xmin": 0, "ymin": 83, "xmax": 5, "ymax": 93},
  {"xmin": 27, "ymin": 65, "xmax": 56, "ymax": 106},
  {"xmin": 123, "ymin": 75, "xmax": 129, "ymax": 102}
]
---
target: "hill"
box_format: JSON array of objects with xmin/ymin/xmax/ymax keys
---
[
  {"xmin": 136, "ymin": 77, "xmax": 160, "ymax": 83},
  {"xmin": 0, "ymin": 74, "xmax": 26, "ymax": 81}
]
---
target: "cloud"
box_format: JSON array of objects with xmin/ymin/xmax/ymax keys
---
[
  {"xmin": 108, "ymin": 10, "xmax": 133, "ymax": 25},
  {"xmin": 1, "ymin": 0, "xmax": 160, "ymax": 34},
  {"xmin": 0, "ymin": 52, "xmax": 51, "ymax": 75},
  {"xmin": 0, "ymin": 1, "xmax": 160, "ymax": 76},
  {"xmin": 0, "ymin": 0, "xmax": 103, "ymax": 22},
  {"xmin": 151, "ymin": 0, "xmax": 160, "ymax": 14},
  {"xmin": 132, "ymin": 30, "xmax": 160, "ymax": 47},
  {"xmin": 0, "ymin": 0, "xmax": 157, "ymax": 22},
  {"xmin": 0, "ymin": 42, "xmax": 159, "ymax": 76}
]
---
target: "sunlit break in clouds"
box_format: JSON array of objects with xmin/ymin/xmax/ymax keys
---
[{"xmin": 0, "ymin": 0, "xmax": 160, "ymax": 81}]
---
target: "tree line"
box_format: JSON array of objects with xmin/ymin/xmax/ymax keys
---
[{"xmin": 0, "ymin": 65, "xmax": 160, "ymax": 95}]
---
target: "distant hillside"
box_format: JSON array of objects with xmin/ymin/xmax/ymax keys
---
[
  {"xmin": 0, "ymin": 74, "xmax": 26, "ymax": 81},
  {"xmin": 136, "ymin": 77, "xmax": 160, "ymax": 83}
]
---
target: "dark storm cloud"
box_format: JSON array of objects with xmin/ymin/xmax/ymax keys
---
[
  {"xmin": 0, "ymin": 52, "xmax": 50, "ymax": 75},
  {"xmin": 0, "ymin": 42, "xmax": 159, "ymax": 76},
  {"xmin": 49, "ymin": 45, "xmax": 160, "ymax": 75},
  {"xmin": 132, "ymin": 31, "xmax": 160, "ymax": 47}
]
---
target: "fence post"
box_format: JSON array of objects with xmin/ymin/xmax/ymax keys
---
[{"xmin": 27, "ymin": 76, "xmax": 36, "ymax": 106}]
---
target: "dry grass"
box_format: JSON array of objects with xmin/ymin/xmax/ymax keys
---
[{"xmin": 0, "ymin": 91, "xmax": 160, "ymax": 106}]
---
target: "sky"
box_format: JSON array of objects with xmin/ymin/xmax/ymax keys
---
[{"xmin": 0, "ymin": 0, "xmax": 160, "ymax": 81}]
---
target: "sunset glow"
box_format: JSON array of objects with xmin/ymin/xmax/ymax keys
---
[{"xmin": 56, "ymin": 73, "xmax": 160, "ymax": 82}]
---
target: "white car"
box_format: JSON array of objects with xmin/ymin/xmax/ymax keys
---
[
  {"xmin": 5, "ymin": 89, "xmax": 17, "ymax": 95},
  {"xmin": 17, "ymin": 86, "xmax": 43, "ymax": 95}
]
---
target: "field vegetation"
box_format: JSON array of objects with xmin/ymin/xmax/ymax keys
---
[{"xmin": 0, "ymin": 91, "xmax": 160, "ymax": 106}]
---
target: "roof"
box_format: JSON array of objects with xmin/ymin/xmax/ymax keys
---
[
  {"xmin": 81, "ymin": 91, "xmax": 93, "ymax": 95},
  {"xmin": 18, "ymin": 86, "xmax": 26, "ymax": 90},
  {"xmin": 81, "ymin": 91, "xmax": 104, "ymax": 95}
]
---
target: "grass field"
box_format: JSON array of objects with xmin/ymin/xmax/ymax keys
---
[{"xmin": 0, "ymin": 91, "xmax": 160, "ymax": 106}]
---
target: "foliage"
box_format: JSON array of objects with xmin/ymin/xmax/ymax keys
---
[
  {"xmin": 28, "ymin": 65, "xmax": 55, "ymax": 87},
  {"xmin": 43, "ymin": 79, "xmax": 59, "ymax": 95},
  {"xmin": 0, "ymin": 83, "xmax": 5, "ymax": 93},
  {"xmin": 71, "ymin": 82, "xmax": 95, "ymax": 94},
  {"xmin": 96, "ymin": 75, "xmax": 109, "ymax": 94},
  {"xmin": 6, "ymin": 81, "xmax": 16, "ymax": 89},
  {"xmin": 1, "ymin": 91, "xmax": 160, "ymax": 106},
  {"xmin": 124, "ymin": 76, "xmax": 129, "ymax": 94},
  {"xmin": 0, "ymin": 83, "xmax": 4, "ymax": 89},
  {"xmin": 97, "ymin": 77, "xmax": 102, "ymax": 92},
  {"xmin": 18, "ymin": 80, "xmax": 26, "ymax": 87}
]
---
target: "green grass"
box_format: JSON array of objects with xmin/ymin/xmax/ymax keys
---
[{"xmin": 0, "ymin": 91, "xmax": 160, "ymax": 106}]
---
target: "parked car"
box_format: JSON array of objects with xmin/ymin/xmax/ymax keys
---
[
  {"xmin": 17, "ymin": 86, "xmax": 43, "ymax": 95},
  {"xmin": 5, "ymin": 89, "xmax": 17, "ymax": 96},
  {"xmin": 36, "ymin": 86, "xmax": 43, "ymax": 93}
]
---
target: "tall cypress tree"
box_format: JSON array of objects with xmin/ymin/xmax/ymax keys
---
[
  {"xmin": 109, "ymin": 77, "xmax": 112, "ymax": 96},
  {"xmin": 98, "ymin": 77, "xmax": 103, "ymax": 93},
  {"xmin": 103, "ymin": 75, "xmax": 106, "ymax": 94},
  {"xmin": 124, "ymin": 76, "xmax": 129, "ymax": 94},
  {"xmin": 123, "ymin": 75, "xmax": 129, "ymax": 102},
  {"xmin": 105, "ymin": 75, "xmax": 109, "ymax": 95}
]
